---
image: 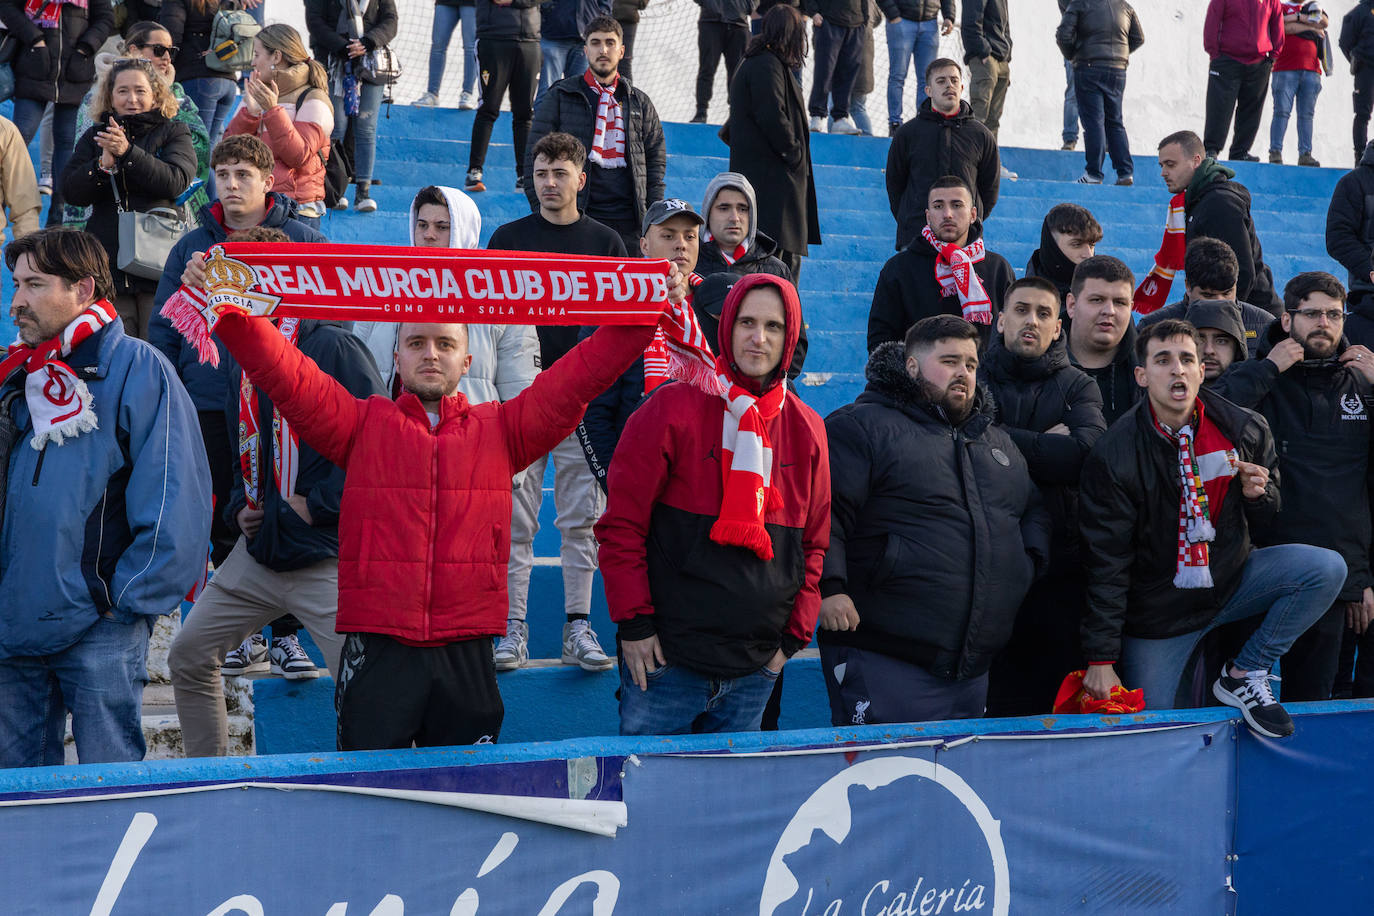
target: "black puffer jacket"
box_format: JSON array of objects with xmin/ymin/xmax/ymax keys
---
[
  {"xmin": 1325, "ymin": 142, "xmax": 1374, "ymax": 314},
  {"xmin": 524, "ymin": 75, "xmax": 666, "ymax": 228},
  {"xmin": 476, "ymin": 0, "xmax": 541, "ymax": 39},
  {"xmin": 877, "ymin": 0, "xmax": 950, "ymax": 23},
  {"xmin": 820, "ymin": 342, "xmax": 1050, "ymax": 680},
  {"xmin": 61, "ymin": 110, "xmax": 196, "ymax": 295},
  {"xmin": 0, "ymin": 0, "xmax": 113, "ymax": 105},
  {"xmin": 981, "ymin": 335, "xmax": 1106, "ymax": 567},
  {"xmin": 1186, "ymin": 161, "xmax": 1281, "ymax": 315},
  {"xmin": 886, "ymin": 99, "xmax": 1000, "ymax": 250},
  {"xmin": 696, "ymin": 231, "xmax": 792, "ymax": 280},
  {"xmin": 1056, "ymin": 0, "xmax": 1144, "ymax": 69},
  {"xmin": 962, "ymin": 0, "xmax": 1010, "ymax": 62},
  {"xmin": 306, "ymin": 0, "xmax": 400, "ymax": 61},
  {"xmin": 1079, "ymin": 388, "xmax": 1280, "ymax": 662},
  {"xmin": 160, "ymin": 0, "xmax": 236, "ymax": 84}
]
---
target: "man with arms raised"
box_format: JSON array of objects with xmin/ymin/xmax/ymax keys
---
[
  {"xmin": 1079, "ymin": 319, "xmax": 1345, "ymax": 737},
  {"xmin": 1066, "ymin": 254, "xmax": 1137, "ymax": 425}
]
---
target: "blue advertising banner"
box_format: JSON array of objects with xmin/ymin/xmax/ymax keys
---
[{"xmin": 0, "ymin": 717, "xmax": 1242, "ymax": 915}]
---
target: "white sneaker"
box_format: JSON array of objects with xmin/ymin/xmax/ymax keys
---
[
  {"xmin": 38, "ymin": 175, "xmax": 52, "ymax": 196},
  {"xmin": 830, "ymin": 116, "xmax": 861, "ymax": 135},
  {"xmin": 1000, "ymin": 164, "xmax": 1019, "ymax": 181},
  {"xmin": 562, "ymin": 619, "xmax": 614, "ymax": 671},
  {"xmin": 458, "ymin": 91, "xmax": 478, "ymax": 110},
  {"xmin": 269, "ymin": 634, "xmax": 321, "ymax": 680},
  {"xmin": 809, "ymin": 115, "xmax": 827, "ymax": 133},
  {"xmin": 494, "ymin": 619, "xmax": 528, "ymax": 671},
  {"xmin": 411, "ymin": 91, "xmax": 439, "ymax": 107}
]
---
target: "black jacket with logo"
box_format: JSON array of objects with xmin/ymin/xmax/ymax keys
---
[{"xmin": 820, "ymin": 342, "xmax": 1050, "ymax": 680}]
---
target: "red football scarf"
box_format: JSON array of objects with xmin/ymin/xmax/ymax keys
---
[
  {"xmin": 921, "ymin": 225, "xmax": 991, "ymax": 324},
  {"xmin": 719, "ymin": 243, "xmax": 747, "ymax": 266},
  {"xmin": 643, "ymin": 273, "xmax": 703, "ymax": 393},
  {"xmin": 238, "ymin": 318, "xmax": 302, "ymax": 511},
  {"xmin": 161, "ymin": 243, "xmax": 673, "ymax": 365},
  {"xmin": 25, "ymin": 0, "xmax": 85, "ymax": 28},
  {"xmin": 584, "ymin": 69, "xmax": 626, "ymax": 170},
  {"xmin": 1151, "ymin": 401, "xmax": 1238, "ymax": 589},
  {"xmin": 0, "ymin": 299, "xmax": 117, "ymax": 448},
  {"xmin": 1134, "ymin": 193, "xmax": 1187, "ymax": 315}
]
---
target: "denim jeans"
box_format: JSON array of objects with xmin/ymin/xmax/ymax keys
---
[
  {"xmin": 1119, "ymin": 544, "xmax": 1347, "ymax": 710},
  {"xmin": 182, "ymin": 77, "xmax": 239, "ymax": 151},
  {"xmin": 618, "ymin": 659, "xmax": 780, "ymax": 735},
  {"xmin": 0, "ymin": 616, "xmax": 153, "ymax": 767},
  {"xmin": 537, "ymin": 38, "xmax": 586, "ymax": 106},
  {"xmin": 13, "ymin": 98, "xmax": 76, "ymax": 215},
  {"xmin": 885, "ymin": 16, "xmax": 939, "ymax": 124},
  {"xmin": 809, "ymin": 20, "xmax": 862, "ymax": 120},
  {"xmin": 1062, "ymin": 58, "xmax": 1078, "ymax": 143},
  {"xmin": 428, "ymin": 3, "xmax": 479, "ymax": 97},
  {"xmin": 1074, "ymin": 63, "xmax": 1132, "ymax": 180},
  {"xmin": 1270, "ymin": 67, "xmax": 1321, "ymax": 155},
  {"xmin": 332, "ymin": 80, "xmax": 383, "ymax": 184},
  {"xmin": 850, "ymin": 93, "xmax": 871, "ymax": 134}
]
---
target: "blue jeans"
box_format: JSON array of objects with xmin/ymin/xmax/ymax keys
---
[
  {"xmin": 1120, "ymin": 545, "xmax": 1347, "ymax": 710},
  {"xmin": 851, "ymin": 93, "xmax": 871, "ymax": 134},
  {"xmin": 1062, "ymin": 58, "xmax": 1078, "ymax": 143},
  {"xmin": 428, "ymin": 3, "xmax": 478, "ymax": 97},
  {"xmin": 1074, "ymin": 63, "xmax": 1132, "ymax": 181},
  {"xmin": 182, "ymin": 77, "xmax": 239, "ymax": 151},
  {"xmin": 618, "ymin": 659, "xmax": 780, "ymax": 735},
  {"xmin": 537, "ymin": 38, "xmax": 586, "ymax": 106},
  {"xmin": 13, "ymin": 98, "xmax": 76, "ymax": 212},
  {"xmin": 332, "ymin": 80, "xmax": 383, "ymax": 184},
  {"xmin": 0, "ymin": 616, "xmax": 153, "ymax": 767},
  {"xmin": 885, "ymin": 17, "xmax": 939, "ymax": 124},
  {"xmin": 1270, "ymin": 68, "xmax": 1321, "ymax": 155}
]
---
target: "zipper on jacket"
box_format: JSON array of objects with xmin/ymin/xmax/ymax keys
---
[
  {"xmin": 31, "ymin": 441, "xmax": 47, "ymax": 485},
  {"xmin": 423, "ymin": 432, "xmax": 439, "ymax": 640}
]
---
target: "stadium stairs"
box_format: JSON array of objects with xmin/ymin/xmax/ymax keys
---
[{"xmin": 20, "ymin": 104, "xmax": 1346, "ymax": 757}]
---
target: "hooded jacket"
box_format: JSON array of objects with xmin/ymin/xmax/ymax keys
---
[
  {"xmin": 962, "ymin": 0, "xmax": 1011, "ymax": 62},
  {"xmin": 1183, "ymin": 297, "xmax": 1250, "ymax": 368},
  {"xmin": 222, "ymin": 320, "xmax": 387, "ymax": 572},
  {"xmin": 1056, "ymin": 0, "xmax": 1145, "ymax": 69},
  {"xmin": 1325, "ymin": 141, "xmax": 1374, "ymax": 318},
  {"xmin": 0, "ymin": 321, "xmax": 210, "ymax": 657},
  {"xmin": 1023, "ymin": 220, "xmax": 1078, "ymax": 303},
  {"xmin": 1138, "ymin": 295, "xmax": 1272, "ymax": 358},
  {"xmin": 1067, "ymin": 317, "xmax": 1139, "ymax": 426},
  {"xmin": 1204, "ymin": 0, "xmax": 1285, "ymax": 65},
  {"xmin": 225, "ymin": 67, "xmax": 334, "ymax": 209},
  {"xmin": 214, "ymin": 310, "xmax": 658, "ymax": 644},
  {"xmin": 867, "ymin": 221, "xmax": 1015, "ymax": 352},
  {"xmin": 696, "ymin": 172, "xmax": 794, "ymax": 280},
  {"xmin": 980, "ymin": 335, "xmax": 1106, "ymax": 566},
  {"xmin": 0, "ymin": 0, "xmax": 114, "ymax": 106},
  {"xmin": 821, "ymin": 342, "xmax": 1050, "ymax": 680},
  {"xmin": 596, "ymin": 274, "xmax": 831, "ymax": 677},
  {"xmin": 148, "ymin": 193, "xmax": 329, "ymax": 412},
  {"xmin": 1184, "ymin": 158, "xmax": 1281, "ymax": 314},
  {"xmin": 352, "ymin": 187, "xmax": 540, "ymax": 406},
  {"xmin": 886, "ymin": 99, "xmax": 1000, "ymax": 251},
  {"xmin": 1340, "ymin": 0, "xmax": 1374, "ymax": 67},
  {"xmin": 1078, "ymin": 388, "xmax": 1281, "ymax": 662}
]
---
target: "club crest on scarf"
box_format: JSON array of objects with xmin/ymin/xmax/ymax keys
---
[{"xmin": 921, "ymin": 225, "xmax": 992, "ymax": 325}]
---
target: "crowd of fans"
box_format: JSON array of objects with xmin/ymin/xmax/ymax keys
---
[{"xmin": 5, "ymin": 0, "xmax": 1374, "ymax": 769}]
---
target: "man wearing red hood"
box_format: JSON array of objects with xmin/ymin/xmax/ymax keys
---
[{"xmin": 596, "ymin": 273, "xmax": 830, "ymax": 735}]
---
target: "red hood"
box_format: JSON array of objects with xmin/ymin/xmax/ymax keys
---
[{"xmin": 716, "ymin": 273, "xmax": 802, "ymax": 394}]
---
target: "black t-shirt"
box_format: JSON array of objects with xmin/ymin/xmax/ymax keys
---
[
  {"xmin": 487, "ymin": 211, "xmax": 628, "ymax": 367},
  {"xmin": 581, "ymin": 82, "xmax": 638, "ymax": 228}
]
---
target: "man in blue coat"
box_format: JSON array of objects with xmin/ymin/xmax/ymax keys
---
[{"xmin": 0, "ymin": 228, "xmax": 210, "ymax": 767}]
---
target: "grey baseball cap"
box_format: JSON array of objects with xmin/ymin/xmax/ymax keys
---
[{"xmin": 641, "ymin": 198, "xmax": 706, "ymax": 237}]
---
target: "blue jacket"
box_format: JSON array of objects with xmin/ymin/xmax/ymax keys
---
[
  {"xmin": 147, "ymin": 194, "xmax": 328, "ymax": 412},
  {"xmin": 0, "ymin": 322, "xmax": 211, "ymax": 657},
  {"xmin": 540, "ymin": 0, "xmax": 611, "ymax": 41}
]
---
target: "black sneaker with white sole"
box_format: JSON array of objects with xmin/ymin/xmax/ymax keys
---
[{"xmin": 1212, "ymin": 663, "xmax": 1294, "ymax": 738}]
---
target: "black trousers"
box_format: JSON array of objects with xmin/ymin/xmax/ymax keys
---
[
  {"xmin": 335, "ymin": 632, "xmax": 505, "ymax": 750},
  {"xmin": 1279, "ymin": 601, "xmax": 1347, "ymax": 702},
  {"xmin": 696, "ymin": 21, "xmax": 749, "ymax": 110},
  {"xmin": 1354, "ymin": 63, "xmax": 1374, "ymax": 162},
  {"xmin": 808, "ymin": 20, "xmax": 863, "ymax": 119},
  {"xmin": 1203, "ymin": 55, "xmax": 1273, "ymax": 158},
  {"xmin": 470, "ymin": 39, "xmax": 541, "ymax": 175},
  {"xmin": 985, "ymin": 571, "xmax": 1087, "ymax": 717},
  {"xmin": 617, "ymin": 19, "xmax": 638, "ymax": 81}
]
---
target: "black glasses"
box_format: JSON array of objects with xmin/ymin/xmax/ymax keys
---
[{"xmin": 131, "ymin": 43, "xmax": 178, "ymax": 58}]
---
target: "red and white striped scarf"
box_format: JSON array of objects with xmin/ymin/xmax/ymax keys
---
[
  {"xmin": 584, "ymin": 69, "xmax": 626, "ymax": 170},
  {"xmin": 1133, "ymin": 192, "xmax": 1187, "ymax": 315},
  {"xmin": 643, "ymin": 273, "xmax": 702, "ymax": 393},
  {"xmin": 238, "ymin": 318, "xmax": 302, "ymax": 510},
  {"xmin": 1151, "ymin": 401, "xmax": 1238, "ymax": 589},
  {"xmin": 0, "ymin": 299, "xmax": 117, "ymax": 449},
  {"xmin": 922, "ymin": 225, "xmax": 991, "ymax": 325},
  {"xmin": 718, "ymin": 242, "xmax": 747, "ymax": 266}
]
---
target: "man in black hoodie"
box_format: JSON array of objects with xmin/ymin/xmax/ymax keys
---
[
  {"xmin": 1023, "ymin": 203, "xmax": 1101, "ymax": 304},
  {"xmin": 981, "ymin": 277, "xmax": 1106, "ymax": 715},
  {"xmin": 821, "ymin": 315, "xmax": 1049, "ymax": 724},
  {"xmin": 167, "ymin": 226, "xmax": 387, "ymax": 758},
  {"xmin": 1066, "ymin": 254, "xmax": 1138, "ymax": 424},
  {"xmin": 1157, "ymin": 129, "xmax": 1282, "ymax": 314},
  {"xmin": 868, "ymin": 175, "xmax": 1014, "ymax": 352},
  {"xmin": 886, "ymin": 58, "xmax": 999, "ymax": 251},
  {"xmin": 1325, "ymin": 141, "xmax": 1374, "ymax": 346}
]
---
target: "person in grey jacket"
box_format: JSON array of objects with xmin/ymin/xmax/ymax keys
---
[{"xmin": 1057, "ymin": 0, "xmax": 1144, "ymax": 185}]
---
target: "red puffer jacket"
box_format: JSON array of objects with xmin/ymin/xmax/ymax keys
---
[{"xmin": 215, "ymin": 314, "xmax": 656, "ymax": 642}]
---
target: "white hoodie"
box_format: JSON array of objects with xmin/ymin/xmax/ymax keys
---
[{"xmin": 352, "ymin": 187, "xmax": 540, "ymax": 406}]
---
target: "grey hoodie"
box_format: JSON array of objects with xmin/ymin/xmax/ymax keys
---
[
  {"xmin": 701, "ymin": 171, "xmax": 759, "ymax": 254},
  {"xmin": 1185, "ymin": 298, "xmax": 1250, "ymax": 367},
  {"xmin": 352, "ymin": 186, "xmax": 540, "ymax": 405}
]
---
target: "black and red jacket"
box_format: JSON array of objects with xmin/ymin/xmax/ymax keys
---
[{"xmin": 596, "ymin": 275, "xmax": 831, "ymax": 678}]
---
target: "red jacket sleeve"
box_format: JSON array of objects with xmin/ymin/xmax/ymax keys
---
[
  {"xmin": 499, "ymin": 323, "xmax": 656, "ymax": 471},
  {"xmin": 1203, "ymin": 0, "xmax": 1223, "ymax": 58},
  {"xmin": 1269, "ymin": 1, "xmax": 1285, "ymax": 55},
  {"xmin": 215, "ymin": 313, "xmax": 365, "ymax": 468},
  {"xmin": 224, "ymin": 106, "xmax": 260, "ymax": 140},
  {"xmin": 593, "ymin": 387, "xmax": 676, "ymax": 631},
  {"xmin": 783, "ymin": 417, "xmax": 831, "ymax": 656}
]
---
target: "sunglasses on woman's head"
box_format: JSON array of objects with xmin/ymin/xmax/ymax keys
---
[{"xmin": 132, "ymin": 43, "xmax": 178, "ymax": 58}]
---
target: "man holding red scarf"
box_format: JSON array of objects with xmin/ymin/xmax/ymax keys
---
[
  {"xmin": 597, "ymin": 273, "xmax": 830, "ymax": 735},
  {"xmin": 1078, "ymin": 318, "xmax": 1345, "ymax": 737},
  {"xmin": 0, "ymin": 229, "xmax": 209, "ymax": 767}
]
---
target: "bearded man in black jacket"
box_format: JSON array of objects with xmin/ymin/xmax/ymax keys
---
[{"xmin": 981, "ymin": 277, "xmax": 1106, "ymax": 715}]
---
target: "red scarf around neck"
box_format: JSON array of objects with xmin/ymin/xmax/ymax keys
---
[
  {"xmin": 238, "ymin": 318, "xmax": 302, "ymax": 510},
  {"xmin": 584, "ymin": 69, "xmax": 626, "ymax": 169},
  {"xmin": 1150, "ymin": 400, "xmax": 1238, "ymax": 589},
  {"xmin": 921, "ymin": 225, "xmax": 991, "ymax": 324}
]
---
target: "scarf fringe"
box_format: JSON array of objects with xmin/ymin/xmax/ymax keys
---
[
  {"xmin": 1173, "ymin": 566, "xmax": 1214, "ymax": 589},
  {"xmin": 31, "ymin": 387, "xmax": 98, "ymax": 449},
  {"xmin": 710, "ymin": 518, "xmax": 774, "ymax": 561},
  {"xmin": 668, "ymin": 347, "xmax": 727, "ymax": 397},
  {"xmin": 160, "ymin": 289, "xmax": 220, "ymax": 367},
  {"xmin": 1186, "ymin": 518, "xmax": 1216, "ymax": 543}
]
